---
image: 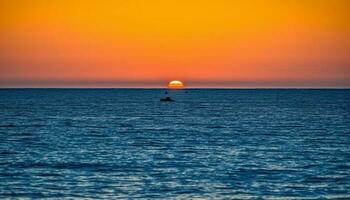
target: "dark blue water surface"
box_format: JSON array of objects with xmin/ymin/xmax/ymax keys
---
[{"xmin": 0, "ymin": 89, "xmax": 349, "ymax": 199}]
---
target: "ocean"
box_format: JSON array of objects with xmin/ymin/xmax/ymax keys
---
[{"xmin": 0, "ymin": 89, "xmax": 349, "ymax": 199}]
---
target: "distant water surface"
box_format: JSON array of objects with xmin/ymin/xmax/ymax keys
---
[{"xmin": 0, "ymin": 89, "xmax": 349, "ymax": 199}]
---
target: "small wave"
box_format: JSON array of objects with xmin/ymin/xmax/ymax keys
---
[
  {"xmin": 145, "ymin": 128, "xmax": 174, "ymax": 132},
  {"xmin": 0, "ymin": 162, "xmax": 11, "ymax": 166},
  {"xmin": 0, "ymin": 124, "xmax": 16, "ymax": 128},
  {"xmin": 206, "ymin": 125, "xmax": 225, "ymax": 129},
  {"xmin": 85, "ymin": 125, "xmax": 107, "ymax": 129},
  {"xmin": 119, "ymin": 123, "xmax": 133, "ymax": 128},
  {"xmin": 0, "ymin": 151, "xmax": 17, "ymax": 155},
  {"xmin": 0, "ymin": 124, "xmax": 46, "ymax": 128},
  {"xmin": 24, "ymin": 124, "xmax": 46, "ymax": 128},
  {"xmin": 36, "ymin": 173, "xmax": 61, "ymax": 177}
]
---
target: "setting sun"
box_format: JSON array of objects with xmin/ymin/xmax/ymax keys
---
[{"xmin": 168, "ymin": 80, "xmax": 185, "ymax": 89}]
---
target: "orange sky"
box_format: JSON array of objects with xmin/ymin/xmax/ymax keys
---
[{"xmin": 0, "ymin": 0, "xmax": 349, "ymax": 88}]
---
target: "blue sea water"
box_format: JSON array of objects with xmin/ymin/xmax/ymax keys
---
[{"xmin": 0, "ymin": 89, "xmax": 349, "ymax": 199}]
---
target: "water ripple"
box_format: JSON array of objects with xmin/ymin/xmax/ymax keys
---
[{"xmin": 0, "ymin": 89, "xmax": 350, "ymax": 199}]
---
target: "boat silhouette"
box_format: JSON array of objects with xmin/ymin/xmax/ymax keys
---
[{"xmin": 160, "ymin": 97, "xmax": 174, "ymax": 102}]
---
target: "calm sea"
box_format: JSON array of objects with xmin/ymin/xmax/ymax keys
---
[{"xmin": 0, "ymin": 89, "xmax": 349, "ymax": 199}]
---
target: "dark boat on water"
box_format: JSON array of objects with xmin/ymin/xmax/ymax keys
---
[{"xmin": 160, "ymin": 97, "xmax": 174, "ymax": 102}]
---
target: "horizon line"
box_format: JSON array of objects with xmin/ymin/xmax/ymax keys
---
[{"xmin": 1, "ymin": 87, "xmax": 349, "ymax": 89}]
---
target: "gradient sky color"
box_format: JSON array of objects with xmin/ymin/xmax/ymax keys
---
[{"xmin": 0, "ymin": 0, "xmax": 349, "ymax": 88}]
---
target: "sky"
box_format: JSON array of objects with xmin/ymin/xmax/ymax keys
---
[{"xmin": 0, "ymin": 0, "xmax": 349, "ymax": 88}]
